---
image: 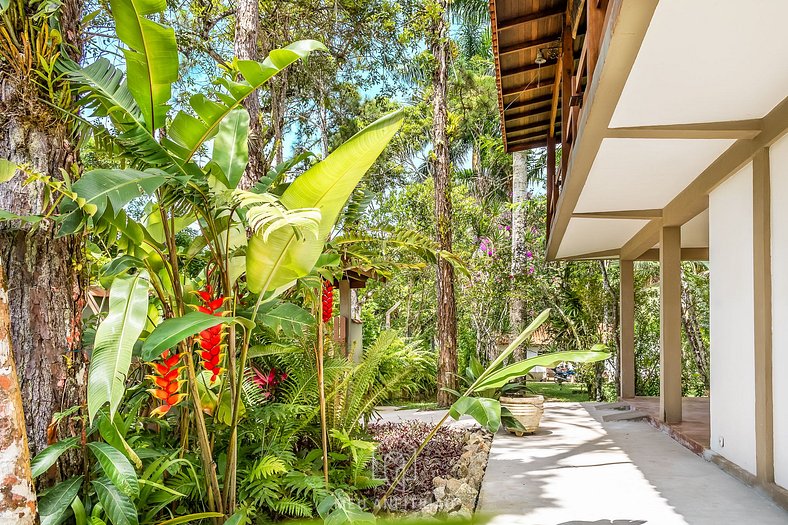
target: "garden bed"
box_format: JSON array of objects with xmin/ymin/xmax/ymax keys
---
[{"xmin": 368, "ymin": 420, "xmax": 493, "ymax": 519}]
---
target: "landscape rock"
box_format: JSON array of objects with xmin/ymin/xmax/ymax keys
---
[{"xmin": 418, "ymin": 428, "xmax": 493, "ymax": 520}]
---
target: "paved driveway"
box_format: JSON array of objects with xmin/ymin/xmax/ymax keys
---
[{"xmin": 478, "ymin": 402, "xmax": 787, "ymax": 525}]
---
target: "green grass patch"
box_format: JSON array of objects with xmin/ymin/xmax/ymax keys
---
[
  {"xmin": 394, "ymin": 401, "xmax": 440, "ymax": 411},
  {"xmin": 525, "ymin": 381, "xmax": 590, "ymax": 402}
]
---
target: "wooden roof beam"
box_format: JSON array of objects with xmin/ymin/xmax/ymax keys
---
[
  {"xmin": 503, "ymin": 94, "xmax": 554, "ymax": 112},
  {"xmin": 505, "ymin": 114, "xmax": 561, "ymax": 134},
  {"xmin": 499, "ymin": 34, "xmax": 561, "ymax": 57},
  {"xmin": 508, "ymin": 139, "xmax": 548, "ymax": 152},
  {"xmin": 636, "ymin": 248, "xmax": 709, "ymax": 262},
  {"xmin": 573, "ymin": 209, "xmax": 662, "ymax": 220},
  {"xmin": 507, "ymin": 130, "xmax": 559, "ymax": 142},
  {"xmin": 500, "ymin": 59, "xmax": 558, "ymax": 79},
  {"xmin": 497, "ymin": 5, "xmax": 565, "ymax": 32},
  {"xmin": 505, "ymin": 101, "xmax": 553, "ymax": 119},
  {"xmin": 606, "ymin": 120, "xmax": 763, "ymax": 140},
  {"xmin": 502, "ymin": 81, "xmax": 555, "ymax": 98}
]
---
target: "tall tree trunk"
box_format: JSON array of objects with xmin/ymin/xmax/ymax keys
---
[
  {"xmin": 430, "ymin": 1, "xmax": 457, "ymax": 407},
  {"xmin": 270, "ymin": 72, "xmax": 288, "ymax": 167},
  {"xmin": 234, "ymin": 0, "xmax": 262, "ymax": 189},
  {"xmin": 0, "ymin": 266, "xmax": 37, "ymax": 524},
  {"xmin": 680, "ymin": 273, "xmax": 710, "ymax": 390},
  {"xmin": 509, "ymin": 150, "xmax": 528, "ymax": 353},
  {"xmin": 0, "ymin": 0, "xmax": 86, "ymax": 471}
]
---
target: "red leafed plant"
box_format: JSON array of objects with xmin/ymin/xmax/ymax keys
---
[
  {"xmin": 251, "ymin": 366, "xmax": 288, "ymax": 401},
  {"xmin": 196, "ymin": 286, "xmax": 225, "ymax": 382},
  {"xmin": 148, "ymin": 350, "xmax": 186, "ymax": 417},
  {"xmin": 321, "ymin": 281, "xmax": 334, "ymax": 323}
]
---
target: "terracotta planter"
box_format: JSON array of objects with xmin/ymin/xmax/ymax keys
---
[{"xmin": 500, "ymin": 395, "xmax": 544, "ymax": 436}]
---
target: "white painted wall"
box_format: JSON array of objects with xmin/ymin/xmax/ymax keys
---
[
  {"xmin": 709, "ymin": 163, "xmax": 756, "ymax": 475},
  {"xmin": 770, "ymin": 134, "xmax": 788, "ymax": 488}
]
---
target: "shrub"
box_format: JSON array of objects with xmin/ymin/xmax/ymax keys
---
[{"xmin": 367, "ymin": 421, "xmax": 467, "ymax": 511}]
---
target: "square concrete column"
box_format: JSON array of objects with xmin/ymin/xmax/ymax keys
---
[
  {"xmin": 660, "ymin": 226, "xmax": 682, "ymax": 423},
  {"xmin": 620, "ymin": 259, "xmax": 635, "ymax": 399}
]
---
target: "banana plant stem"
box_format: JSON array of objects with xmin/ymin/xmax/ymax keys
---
[{"xmin": 317, "ymin": 311, "xmax": 329, "ymax": 485}]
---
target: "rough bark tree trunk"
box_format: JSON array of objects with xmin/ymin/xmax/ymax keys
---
[
  {"xmin": 509, "ymin": 150, "xmax": 528, "ymax": 355},
  {"xmin": 430, "ymin": 1, "xmax": 457, "ymax": 407},
  {"xmin": 234, "ymin": 0, "xmax": 263, "ymax": 189},
  {"xmin": 0, "ymin": 266, "xmax": 37, "ymax": 523},
  {"xmin": 0, "ymin": 0, "xmax": 86, "ymax": 471}
]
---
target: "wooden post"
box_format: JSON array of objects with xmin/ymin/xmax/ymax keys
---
[
  {"xmin": 0, "ymin": 267, "xmax": 37, "ymax": 524},
  {"xmin": 619, "ymin": 259, "xmax": 635, "ymax": 399},
  {"xmin": 660, "ymin": 225, "xmax": 682, "ymax": 423},
  {"xmin": 338, "ymin": 279, "xmax": 351, "ymax": 358},
  {"xmin": 560, "ymin": 15, "xmax": 573, "ymax": 176},
  {"xmin": 547, "ymin": 133, "xmax": 556, "ymax": 229},
  {"xmin": 752, "ymin": 148, "xmax": 774, "ymax": 483},
  {"xmin": 586, "ymin": 0, "xmax": 606, "ymax": 81}
]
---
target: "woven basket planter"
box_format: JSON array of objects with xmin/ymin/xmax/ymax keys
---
[{"xmin": 500, "ymin": 395, "xmax": 545, "ymax": 437}]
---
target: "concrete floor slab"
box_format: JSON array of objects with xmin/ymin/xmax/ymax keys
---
[{"xmin": 478, "ymin": 402, "xmax": 787, "ymax": 525}]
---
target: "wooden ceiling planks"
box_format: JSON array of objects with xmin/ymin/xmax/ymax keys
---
[{"xmin": 490, "ymin": 0, "xmax": 585, "ymax": 152}]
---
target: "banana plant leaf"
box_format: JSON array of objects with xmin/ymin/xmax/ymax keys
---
[
  {"xmin": 88, "ymin": 271, "xmax": 150, "ymax": 422},
  {"xmin": 208, "ymin": 106, "xmax": 249, "ymax": 189},
  {"xmin": 246, "ymin": 109, "xmax": 403, "ymax": 293},
  {"xmin": 141, "ymin": 310, "xmax": 228, "ymax": 361},
  {"xmin": 166, "ymin": 40, "xmax": 326, "ymax": 164},
  {"xmin": 449, "ymin": 396, "xmax": 501, "ymax": 433},
  {"xmin": 473, "ymin": 347, "xmax": 611, "ymax": 392},
  {"xmin": 109, "ymin": 0, "xmax": 178, "ymax": 132}
]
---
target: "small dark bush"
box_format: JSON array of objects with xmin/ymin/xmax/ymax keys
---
[{"xmin": 367, "ymin": 420, "xmax": 467, "ymax": 511}]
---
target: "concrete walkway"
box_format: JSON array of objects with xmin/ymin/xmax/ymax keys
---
[{"xmin": 478, "ymin": 402, "xmax": 788, "ymax": 525}]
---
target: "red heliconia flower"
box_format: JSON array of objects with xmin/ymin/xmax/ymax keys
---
[
  {"xmin": 321, "ymin": 281, "xmax": 334, "ymax": 323},
  {"xmin": 195, "ymin": 287, "xmax": 226, "ymax": 382},
  {"xmin": 147, "ymin": 350, "xmax": 186, "ymax": 417}
]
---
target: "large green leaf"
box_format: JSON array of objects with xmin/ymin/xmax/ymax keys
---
[
  {"xmin": 166, "ymin": 40, "xmax": 326, "ymax": 163},
  {"xmin": 109, "ymin": 0, "xmax": 178, "ymax": 131},
  {"xmin": 73, "ymin": 169, "xmax": 168, "ymax": 217},
  {"xmin": 209, "ymin": 106, "xmax": 249, "ymax": 189},
  {"xmin": 472, "ymin": 308, "xmax": 551, "ymax": 389},
  {"xmin": 246, "ymin": 109, "xmax": 404, "ymax": 293},
  {"xmin": 318, "ymin": 490, "xmax": 375, "ymax": 525},
  {"xmin": 65, "ymin": 59, "xmax": 176, "ymax": 169},
  {"xmin": 39, "ymin": 476, "xmax": 83, "ymax": 525},
  {"xmin": 474, "ymin": 348, "xmax": 611, "ymax": 391},
  {"xmin": 61, "ymin": 169, "xmax": 169, "ymax": 235},
  {"xmin": 87, "ymin": 442, "xmax": 139, "ymax": 498},
  {"xmin": 0, "ymin": 159, "xmax": 16, "ymax": 182},
  {"xmin": 88, "ymin": 271, "xmax": 150, "ymax": 422},
  {"xmin": 449, "ymin": 396, "xmax": 501, "ymax": 433},
  {"xmin": 31, "ymin": 437, "xmax": 79, "ymax": 478},
  {"xmin": 141, "ymin": 310, "xmax": 226, "ymax": 361},
  {"xmin": 155, "ymin": 513, "xmax": 225, "ymax": 525},
  {"xmin": 259, "ymin": 302, "xmax": 315, "ymax": 337},
  {"xmin": 92, "ymin": 478, "xmax": 138, "ymax": 525}
]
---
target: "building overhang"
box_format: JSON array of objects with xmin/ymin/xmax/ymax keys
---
[{"xmin": 491, "ymin": 0, "xmax": 788, "ymax": 261}]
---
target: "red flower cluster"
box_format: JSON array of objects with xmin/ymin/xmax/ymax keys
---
[
  {"xmin": 251, "ymin": 366, "xmax": 288, "ymax": 401},
  {"xmin": 196, "ymin": 286, "xmax": 225, "ymax": 383},
  {"xmin": 148, "ymin": 350, "xmax": 186, "ymax": 417},
  {"xmin": 321, "ymin": 281, "xmax": 334, "ymax": 323}
]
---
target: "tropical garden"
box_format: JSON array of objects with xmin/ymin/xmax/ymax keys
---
[{"xmin": 0, "ymin": 0, "xmax": 710, "ymax": 524}]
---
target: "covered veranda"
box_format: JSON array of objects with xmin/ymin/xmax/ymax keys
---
[{"xmin": 489, "ymin": 0, "xmax": 788, "ymax": 509}]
